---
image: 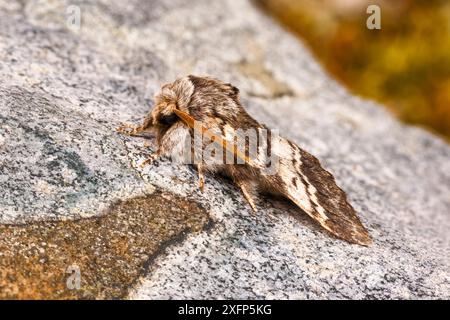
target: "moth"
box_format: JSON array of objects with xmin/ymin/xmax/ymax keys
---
[{"xmin": 117, "ymin": 75, "xmax": 372, "ymax": 245}]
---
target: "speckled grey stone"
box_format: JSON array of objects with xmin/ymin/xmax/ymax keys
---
[{"xmin": 0, "ymin": 0, "xmax": 449, "ymax": 299}]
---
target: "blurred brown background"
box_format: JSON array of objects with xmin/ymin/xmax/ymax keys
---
[{"xmin": 257, "ymin": 0, "xmax": 450, "ymax": 141}]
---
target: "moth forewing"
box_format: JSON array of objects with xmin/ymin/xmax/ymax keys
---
[
  {"xmin": 175, "ymin": 109, "xmax": 251, "ymax": 165},
  {"xmin": 275, "ymin": 140, "xmax": 372, "ymax": 245}
]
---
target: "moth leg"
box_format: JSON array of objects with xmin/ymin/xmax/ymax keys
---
[
  {"xmin": 116, "ymin": 123, "xmax": 145, "ymax": 136},
  {"xmin": 140, "ymin": 150, "xmax": 161, "ymax": 168},
  {"xmin": 117, "ymin": 116, "xmax": 153, "ymax": 136},
  {"xmin": 236, "ymin": 181, "xmax": 258, "ymax": 213},
  {"xmin": 197, "ymin": 163, "xmax": 205, "ymax": 192}
]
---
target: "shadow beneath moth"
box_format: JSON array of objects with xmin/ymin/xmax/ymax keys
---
[{"xmin": 117, "ymin": 75, "xmax": 372, "ymax": 246}]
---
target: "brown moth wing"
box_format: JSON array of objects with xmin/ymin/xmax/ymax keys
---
[
  {"xmin": 268, "ymin": 137, "xmax": 372, "ymax": 245},
  {"xmin": 173, "ymin": 75, "xmax": 372, "ymax": 245}
]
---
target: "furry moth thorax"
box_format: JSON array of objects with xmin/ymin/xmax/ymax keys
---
[{"xmin": 118, "ymin": 75, "xmax": 372, "ymax": 246}]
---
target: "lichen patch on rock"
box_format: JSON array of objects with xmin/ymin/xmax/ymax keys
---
[{"xmin": 0, "ymin": 192, "xmax": 209, "ymax": 299}]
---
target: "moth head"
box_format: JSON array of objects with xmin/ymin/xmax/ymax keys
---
[{"xmin": 150, "ymin": 77, "xmax": 195, "ymax": 127}]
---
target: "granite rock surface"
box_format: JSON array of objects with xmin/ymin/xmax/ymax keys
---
[{"xmin": 0, "ymin": 0, "xmax": 449, "ymax": 299}]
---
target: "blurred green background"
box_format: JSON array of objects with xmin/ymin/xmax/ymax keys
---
[{"xmin": 256, "ymin": 0, "xmax": 450, "ymax": 141}]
